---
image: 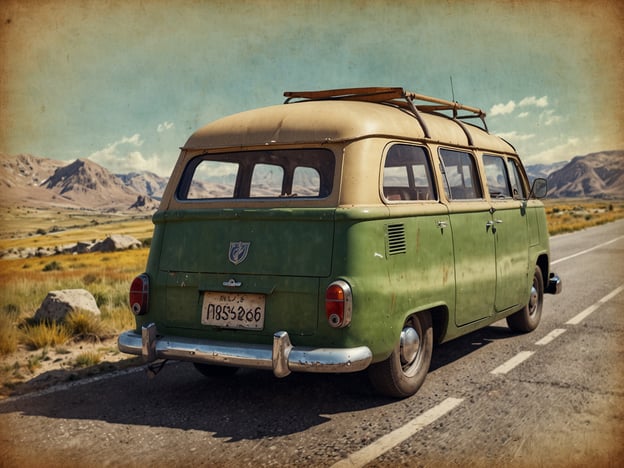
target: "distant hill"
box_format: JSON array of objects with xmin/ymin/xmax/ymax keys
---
[
  {"xmin": 525, "ymin": 161, "xmax": 568, "ymax": 182},
  {"xmin": 546, "ymin": 150, "xmax": 624, "ymax": 199},
  {"xmin": 0, "ymin": 153, "xmax": 160, "ymax": 211},
  {"xmin": 116, "ymin": 171, "xmax": 169, "ymax": 200}
]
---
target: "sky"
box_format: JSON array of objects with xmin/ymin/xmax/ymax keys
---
[{"xmin": 1, "ymin": 0, "xmax": 623, "ymax": 176}]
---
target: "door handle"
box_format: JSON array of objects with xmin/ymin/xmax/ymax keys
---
[{"xmin": 437, "ymin": 221, "xmax": 448, "ymax": 229}]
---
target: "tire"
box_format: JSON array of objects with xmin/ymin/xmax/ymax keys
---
[
  {"xmin": 193, "ymin": 363, "xmax": 239, "ymax": 378},
  {"xmin": 506, "ymin": 265, "xmax": 544, "ymax": 333},
  {"xmin": 368, "ymin": 311, "xmax": 433, "ymax": 398}
]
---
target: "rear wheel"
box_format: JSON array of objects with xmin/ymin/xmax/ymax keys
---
[
  {"xmin": 193, "ymin": 363, "xmax": 239, "ymax": 378},
  {"xmin": 507, "ymin": 265, "xmax": 544, "ymax": 332},
  {"xmin": 368, "ymin": 311, "xmax": 433, "ymax": 398}
]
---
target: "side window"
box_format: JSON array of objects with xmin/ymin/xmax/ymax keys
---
[
  {"xmin": 250, "ymin": 163, "xmax": 284, "ymax": 197},
  {"xmin": 439, "ymin": 149, "xmax": 482, "ymax": 200},
  {"xmin": 483, "ymin": 155, "xmax": 512, "ymax": 198},
  {"xmin": 506, "ymin": 158, "xmax": 527, "ymax": 199},
  {"xmin": 382, "ymin": 145, "xmax": 436, "ymax": 201}
]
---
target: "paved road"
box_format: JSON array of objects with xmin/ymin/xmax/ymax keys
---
[{"xmin": 1, "ymin": 220, "xmax": 623, "ymax": 467}]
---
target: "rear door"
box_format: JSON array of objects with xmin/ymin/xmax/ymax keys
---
[{"xmin": 157, "ymin": 148, "xmax": 337, "ymax": 338}]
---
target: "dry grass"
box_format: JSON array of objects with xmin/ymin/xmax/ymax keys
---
[
  {"xmin": 544, "ymin": 199, "xmax": 624, "ymax": 235},
  {"xmin": 73, "ymin": 350, "xmax": 102, "ymax": 368},
  {"xmin": 20, "ymin": 321, "xmax": 73, "ymax": 350},
  {"xmin": 0, "ymin": 244, "xmax": 147, "ymax": 394}
]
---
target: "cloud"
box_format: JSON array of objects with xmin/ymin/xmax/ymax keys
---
[
  {"xmin": 490, "ymin": 96, "xmax": 549, "ymax": 117},
  {"xmin": 490, "ymin": 100, "xmax": 516, "ymax": 116},
  {"xmin": 87, "ymin": 134, "xmax": 170, "ymax": 175},
  {"xmin": 524, "ymin": 137, "xmax": 581, "ymax": 164},
  {"xmin": 519, "ymin": 96, "xmax": 548, "ymax": 108},
  {"xmin": 539, "ymin": 109, "xmax": 562, "ymax": 126},
  {"xmin": 518, "ymin": 112, "xmax": 529, "ymax": 118},
  {"xmin": 157, "ymin": 121, "xmax": 174, "ymax": 133}
]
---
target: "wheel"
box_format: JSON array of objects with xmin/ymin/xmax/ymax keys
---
[
  {"xmin": 368, "ymin": 311, "xmax": 433, "ymax": 398},
  {"xmin": 193, "ymin": 363, "xmax": 239, "ymax": 377},
  {"xmin": 506, "ymin": 265, "xmax": 544, "ymax": 333}
]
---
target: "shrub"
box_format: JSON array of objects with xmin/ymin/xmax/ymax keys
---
[
  {"xmin": 73, "ymin": 350, "xmax": 101, "ymax": 368},
  {"xmin": 64, "ymin": 310, "xmax": 110, "ymax": 341},
  {"xmin": 42, "ymin": 261, "xmax": 63, "ymax": 272},
  {"xmin": 21, "ymin": 321, "xmax": 72, "ymax": 350}
]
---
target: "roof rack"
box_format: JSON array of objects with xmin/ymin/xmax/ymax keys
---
[{"xmin": 283, "ymin": 87, "xmax": 489, "ymax": 142}]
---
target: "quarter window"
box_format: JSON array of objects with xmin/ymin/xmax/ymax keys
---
[
  {"xmin": 382, "ymin": 145, "xmax": 436, "ymax": 201},
  {"xmin": 439, "ymin": 149, "xmax": 482, "ymax": 200}
]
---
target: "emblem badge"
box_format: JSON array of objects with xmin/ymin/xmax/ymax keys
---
[{"xmin": 228, "ymin": 241, "xmax": 250, "ymax": 265}]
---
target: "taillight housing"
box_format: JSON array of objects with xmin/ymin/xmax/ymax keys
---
[
  {"xmin": 325, "ymin": 280, "xmax": 352, "ymax": 328},
  {"xmin": 129, "ymin": 273, "xmax": 149, "ymax": 316}
]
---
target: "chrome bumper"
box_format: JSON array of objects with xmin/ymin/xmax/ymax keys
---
[
  {"xmin": 546, "ymin": 273, "xmax": 562, "ymax": 295},
  {"xmin": 118, "ymin": 323, "xmax": 373, "ymax": 378}
]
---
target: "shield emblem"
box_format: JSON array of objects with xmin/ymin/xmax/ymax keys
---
[{"xmin": 228, "ymin": 241, "xmax": 250, "ymax": 265}]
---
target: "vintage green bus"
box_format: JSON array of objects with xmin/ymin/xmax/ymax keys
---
[{"xmin": 119, "ymin": 87, "xmax": 561, "ymax": 397}]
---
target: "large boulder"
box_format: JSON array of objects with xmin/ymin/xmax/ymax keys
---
[
  {"xmin": 34, "ymin": 289, "xmax": 101, "ymax": 322},
  {"xmin": 89, "ymin": 234, "xmax": 142, "ymax": 253}
]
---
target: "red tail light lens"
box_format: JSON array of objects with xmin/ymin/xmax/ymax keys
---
[
  {"xmin": 325, "ymin": 280, "xmax": 352, "ymax": 328},
  {"xmin": 129, "ymin": 274, "xmax": 149, "ymax": 316}
]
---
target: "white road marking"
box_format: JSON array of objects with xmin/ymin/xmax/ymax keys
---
[
  {"xmin": 331, "ymin": 397, "xmax": 464, "ymax": 468},
  {"xmin": 551, "ymin": 235, "xmax": 624, "ymax": 265},
  {"xmin": 535, "ymin": 328, "xmax": 566, "ymax": 346},
  {"xmin": 566, "ymin": 285, "xmax": 624, "ymax": 325},
  {"xmin": 490, "ymin": 351, "xmax": 535, "ymax": 375}
]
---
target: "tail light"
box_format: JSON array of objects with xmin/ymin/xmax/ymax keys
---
[
  {"xmin": 325, "ymin": 280, "xmax": 352, "ymax": 328},
  {"xmin": 129, "ymin": 273, "xmax": 149, "ymax": 316}
]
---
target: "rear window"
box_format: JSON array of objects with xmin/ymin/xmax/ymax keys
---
[{"xmin": 176, "ymin": 149, "xmax": 335, "ymax": 200}]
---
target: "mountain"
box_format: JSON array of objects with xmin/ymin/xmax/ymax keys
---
[
  {"xmin": 116, "ymin": 171, "xmax": 169, "ymax": 200},
  {"xmin": 546, "ymin": 150, "xmax": 624, "ymax": 198},
  {"xmin": 0, "ymin": 154, "xmax": 160, "ymax": 211},
  {"xmin": 525, "ymin": 161, "xmax": 568, "ymax": 182}
]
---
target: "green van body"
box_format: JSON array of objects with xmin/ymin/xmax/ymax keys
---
[{"xmin": 119, "ymin": 88, "xmax": 561, "ymax": 397}]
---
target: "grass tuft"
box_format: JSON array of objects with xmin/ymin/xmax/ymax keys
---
[
  {"xmin": 64, "ymin": 310, "xmax": 111, "ymax": 341},
  {"xmin": 0, "ymin": 314, "xmax": 19, "ymax": 355},
  {"xmin": 73, "ymin": 350, "xmax": 102, "ymax": 368},
  {"xmin": 20, "ymin": 321, "xmax": 73, "ymax": 350}
]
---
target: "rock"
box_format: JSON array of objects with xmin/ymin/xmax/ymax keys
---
[
  {"xmin": 89, "ymin": 234, "xmax": 142, "ymax": 253},
  {"xmin": 34, "ymin": 289, "xmax": 101, "ymax": 322}
]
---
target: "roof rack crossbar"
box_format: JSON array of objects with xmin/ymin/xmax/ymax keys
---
[{"xmin": 283, "ymin": 87, "xmax": 489, "ymax": 134}]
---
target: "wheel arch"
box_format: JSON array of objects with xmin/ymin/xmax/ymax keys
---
[{"xmin": 536, "ymin": 254, "xmax": 550, "ymax": 289}]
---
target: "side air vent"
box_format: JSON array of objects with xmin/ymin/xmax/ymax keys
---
[{"xmin": 386, "ymin": 223, "xmax": 407, "ymax": 256}]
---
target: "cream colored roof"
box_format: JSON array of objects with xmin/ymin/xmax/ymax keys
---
[{"xmin": 183, "ymin": 99, "xmax": 515, "ymax": 154}]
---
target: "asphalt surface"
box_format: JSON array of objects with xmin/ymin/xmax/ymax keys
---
[{"xmin": 1, "ymin": 219, "xmax": 623, "ymax": 467}]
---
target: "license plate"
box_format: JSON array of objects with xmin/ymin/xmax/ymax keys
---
[{"xmin": 201, "ymin": 292, "xmax": 265, "ymax": 330}]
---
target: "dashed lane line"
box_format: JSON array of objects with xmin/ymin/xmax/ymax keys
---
[
  {"xmin": 535, "ymin": 328, "xmax": 566, "ymax": 346},
  {"xmin": 490, "ymin": 351, "xmax": 535, "ymax": 375},
  {"xmin": 565, "ymin": 285, "xmax": 624, "ymax": 325},
  {"xmin": 551, "ymin": 235, "xmax": 624, "ymax": 265},
  {"xmin": 331, "ymin": 397, "xmax": 464, "ymax": 468}
]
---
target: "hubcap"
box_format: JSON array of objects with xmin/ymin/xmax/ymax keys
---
[
  {"xmin": 400, "ymin": 326, "xmax": 420, "ymax": 365},
  {"xmin": 528, "ymin": 284, "xmax": 538, "ymax": 316}
]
